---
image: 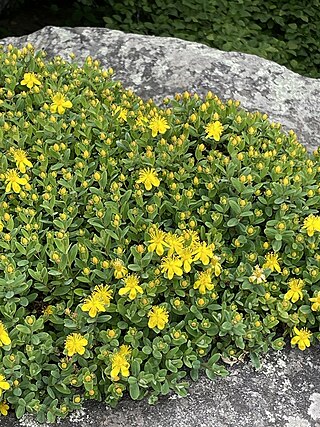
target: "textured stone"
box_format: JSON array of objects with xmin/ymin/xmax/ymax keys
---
[
  {"xmin": 1, "ymin": 25, "xmax": 320, "ymax": 151},
  {"xmin": 0, "ymin": 26, "xmax": 320, "ymax": 427}
]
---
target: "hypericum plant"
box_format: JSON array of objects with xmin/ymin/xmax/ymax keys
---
[{"xmin": 0, "ymin": 43, "xmax": 319, "ymax": 423}]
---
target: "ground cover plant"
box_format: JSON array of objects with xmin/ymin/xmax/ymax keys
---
[{"xmin": 0, "ymin": 44, "xmax": 320, "ymax": 423}]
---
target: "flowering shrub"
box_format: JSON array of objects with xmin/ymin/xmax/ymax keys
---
[{"xmin": 0, "ymin": 43, "xmax": 320, "ymax": 423}]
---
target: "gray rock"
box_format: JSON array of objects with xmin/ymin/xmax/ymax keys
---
[
  {"xmin": 0, "ymin": 26, "xmax": 320, "ymax": 427},
  {"xmin": 1, "ymin": 25, "xmax": 319, "ymax": 151}
]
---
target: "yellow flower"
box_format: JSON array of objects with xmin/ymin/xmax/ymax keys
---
[
  {"xmin": 249, "ymin": 265, "xmax": 266, "ymax": 284},
  {"xmin": 284, "ymin": 278, "xmax": 304, "ymax": 303},
  {"xmin": 81, "ymin": 294, "xmax": 106, "ymax": 318},
  {"xmin": 149, "ymin": 116, "xmax": 170, "ymax": 137},
  {"xmin": 0, "ymin": 375, "xmax": 10, "ymax": 397},
  {"xmin": 192, "ymin": 242, "xmax": 214, "ymax": 265},
  {"xmin": 302, "ymin": 214, "xmax": 320, "ymax": 237},
  {"xmin": 165, "ymin": 233, "xmax": 184, "ymax": 256},
  {"xmin": 110, "ymin": 352, "xmax": 130, "ymax": 379},
  {"xmin": 118, "ymin": 344, "xmax": 131, "ymax": 359},
  {"xmin": 136, "ymin": 168, "xmax": 160, "ymax": 191},
  {"xmin": 93, "ymin": 284, "xmax": 113, "ymax": 305},
  {"xmin": 135, "ymin": 114, "xmax": 148, "ymax": 127},
  {"xmin": 160, "ymin": 255, "xmax": 183, "ymax": 280},
  {"xmin": 193, "ymin": 270, "xmax": 214, "ymax": 294},
  {"xmin": 148, "ymin": 227, "xmax": 169, "ymax": 256},
  {"xmin": 43, "ymin": 305, "xmax": 53, "ymax": 316},
  {"xmin": 50, "ymin": 92, "xmax": 72, "ymax": 114},
  {"xmin": 310, "ymin": 292, "xmax": 320, "ymax": 311},
  {"xmin": 0, "ymin": 401, "xmax": 9, "ymax": 416},
  {"xmin": 20, "ymin": 72, "xmax": 41, "ymax": 89},
  {"xmin": 148, "ymin": 306, "xmax": 169, "ymax": 330},
  {"xmin": 12, "ymin": 149, "xmax": 33, "ymax": 173},
  {"xmin": 64, "ymin": 333, "xmax": 88, "ymax": 357},
  {"xmin": 0, "ymin": 321, "xmax": 11, "ymax": 347},
  {"xmin": 119, "ymin": 274, "xmax": 143, "ymax": 300},
  {"xmin": 112, "ymin": 259, "xmax": 128, "ymax": 279},
  {"xmin": 5, "ymin": 169, "xmax": 28, "ymax": 193},
  {"xmin": 291, "ymin": 327, "xmax": 312, "ymax": 351},
  {"xmin": 210, "ymin": 255, "xmax": 222, "ymax": 276},
  {"xmin": 205, "ymin": 120, "xmax": 223, "ymax": 141},
  {"xmin": 113, "ymin": 106, "xmax": 128, "ymax": 121},
  {"xmin": 176, "ymin": 247, "xmax": 194, "ymax": 273},
  {"xmin": 263, "ymin": 252, "xmax": 281, "ymax": 273}
]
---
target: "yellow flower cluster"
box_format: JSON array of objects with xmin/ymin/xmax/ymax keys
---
[
  {"xmin": 112, "ymin": 259, "xmax": 128, "ymax": 279},
  {"xmin": 291, "ymin": 327, "xmax": 312, "ymax": 351},
  {"xmin": 3, "ymin": 148, "xmax": 33, "ymax": 194},
  {"xmin": 81, "ymin": 284, "xmax": 113, "ymax": 318},
  {"xmin": 0, "ymin": 375, "xmax": 10, "ymax": 398},
  {"xmin": 110, "ymin": 345, "xmax": 132, "ymax": 380},
  {"xmin": 148, "ymin": 305, "xmax": 169, "ymax": 330},
  {"xmin": 136, "ymin": 167, "xmax": 160, "ymax": 191},
  {"xmin": 0, "ymin": 401, "xmax": 9, "ymax": 416},
  {"xmin": 64, "ymin": 333, "xmax": 88, "ymax": 357},
  {"xmin": 310, "ymin": 292, "xmax": 320, "ymax": 311},
  {"xmin": 205, "ymin": 120, "xmax": 224, "ymax": 141},
  {"xmin": 147, "ymin": 227, "xmax": 221, "ymax": 295},
  {"xmin": 263, "ymin": 252, "xmax": 281, "ymax": 273},
  {"xmin": 50, "ymin": 92, "xmax": 72, "ymax": 115},
  {"xmin": 20, "ymin": 72, "xmax": 41, "ymax": 89},
  {"xmin": 149, "ymin": 115, "xmax": 170, "ymax": 137},
  {"xmin": 302, "ymin": 214, "xmax": 320, "ymax": 237},
  {"xmin": 119, "ymin": 274, "xmax": 143, "ymax": 300},
  {"xmin": 194, "ymin": 270, "xmax": 214, "ymax": 294},
  {"xmin": 284, "ymin": 278, "xmax": 304, "ymax": 303},
  {"xmin": 0, "ymin": 321, "xmax": 11, "ymax": 347},
  {"xmin": 11, "ymin": 148, "xmax": 33, "ymax": 173}
]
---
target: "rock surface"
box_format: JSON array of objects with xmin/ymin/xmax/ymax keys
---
[
  {"xmin": 0, "ymin": 26, "xmax": 320, "ymax": 427},
  {"xmin": 1, "ymin": 25, "xmax": 320, "ymax": 151}
]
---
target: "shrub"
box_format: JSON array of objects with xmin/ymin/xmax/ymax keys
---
[
  {"xmin": 29, "ymin": 0, "xmax": 318, "ymax": 77},
  {"xmin": 0, "ymin": 44, "xmax": 319, "ymax": 423},
  {"xmin": 100, "ymin": 0, "xmax": 320, "ymax": 78}
]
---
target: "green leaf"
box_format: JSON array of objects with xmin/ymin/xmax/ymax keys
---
[
  {"xmin": 229, "ymin": 199, "xmax": 241, "ymax": 215},
  {"xmin": 250, "ymin": 351, "xmax": 261, "ymax": 369},
  {"xmin": 272, "ymin": 239, "xmax": 282, "ymax": 252},
  {"xmin": 128, "ymin": 264, "xmax": 142, "ymax": 271},
  {"xmin": 227, "ymin": 218, "xmax": 239, "ymax": 227},
  {"xmin": 68, "ymin": 244, "xmax": 78, "ymax": 265},
  {"xmin": 54, "ymin": 384, "xmax": 71, "ymax": 394},
  {"xmin": 205, "ymin": 368, "xmax": 217, "ymax": 380},
  {"xmin": 221, "ymin": 321, "xmax": 232, "ymax": 331},
  {"xmin": 16, "ymin": 404, "xmax": 26, "ymax": 419},
  {"xmin": 16, "ymin": 325, "xmax": 31, "ymax": 334},
  {"xmin": 47, "ymin": 386, "xmax": 55, "ymax": 399},
  {"xmin": 129, "ymin": 382, "xmax": 140, "ymax": 400},
  {"xmin": 131, "ymin": 359, "xmax": 141, "ymax": 376},
  {"xmin": 29, "ymin": 363, "xmax": 41, "ymax": 376}
]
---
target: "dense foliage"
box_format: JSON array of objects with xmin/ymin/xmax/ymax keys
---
[
  {"xmin": 0, "ymin": 44, "xmax": 320, "ymax": 423},
  {"xmin": 99, "ymin": 0, "xmax": 320, "ymax": 78}
]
